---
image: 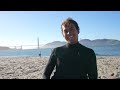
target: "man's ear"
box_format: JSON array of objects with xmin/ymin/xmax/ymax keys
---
[
  {"xmin": 62, "ymin": 31, "xmax": 65, "ymax": 37},
  {"xmin": 77, "ymin": 30, "xmax": 80, "ymax": 34}
]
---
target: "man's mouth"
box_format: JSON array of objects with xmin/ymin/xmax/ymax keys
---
[
  {"xmin": 70, "ymin": 35, "xmax": 73, "ymax": 37},
  {"xmin": 69, "ymin": 35, "xmax": 74, "ymax": 40}
]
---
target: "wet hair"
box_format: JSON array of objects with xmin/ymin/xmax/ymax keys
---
[{"xmin": 61, "ymin": 17, "xmax": 80, "ymax": 32}]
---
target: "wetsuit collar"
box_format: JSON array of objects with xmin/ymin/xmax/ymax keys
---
[{"xmin": 66, "ymin": 42, "xmax": 80, "ymax": 48}]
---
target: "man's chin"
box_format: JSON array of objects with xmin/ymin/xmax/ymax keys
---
[{"xmin": 67, "ymin": 41, "xmax": 76, "ymax": 44}]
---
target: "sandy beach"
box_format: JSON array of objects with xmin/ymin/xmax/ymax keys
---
[{"xmin": 0, "ymin": 56, "xmax": 120, "ymax": 79}]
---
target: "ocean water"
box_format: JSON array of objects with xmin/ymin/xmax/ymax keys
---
[
  {"xmin": 0, "ymin": 45, "xmax": 120, "ymax": 57},
  {"xmin": 88, "ymin": 45, "xmax": 120, "ymax": 56},
  {"xmin": 0, "ymin": 48, "xmax": 53, "ymax": 57}
]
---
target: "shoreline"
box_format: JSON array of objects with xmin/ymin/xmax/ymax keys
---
[
  {"xmin": 0, "ymin": 56, "xmax": 120, "ymax": 79},
  {"xmin": 1, "ymin": 54, "xmax": 120, "ymax": 57}
]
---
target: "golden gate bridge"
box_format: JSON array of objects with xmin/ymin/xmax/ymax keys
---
[{"xmin": 3, "ymin": 37, "xmax": 42, "ymax": 50}]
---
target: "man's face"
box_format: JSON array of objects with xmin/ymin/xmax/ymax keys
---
[{"xmin": 62, "ymin": 23, "xmax": 79, "ymax": 44}]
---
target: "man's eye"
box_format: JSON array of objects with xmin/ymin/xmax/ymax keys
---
[
  {"xmin": 71, "ymin": 29, "xmax": 75, "ymax": 31},
  {"xmin": 64, "ymin": 30, "xmax": 68, "ymax": 33}
]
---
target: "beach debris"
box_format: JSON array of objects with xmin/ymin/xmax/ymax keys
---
[
  {"xmin": 116, "ymin": 72, "xmax": 120, "ymax": 78},
  {"xmin": 98, "ymin": 76, "xmax": 101, "ymax": 79},
  {"xmin": 116, "ymin": 67, "xmax": 118, "ymax": 69},
  {"xmin": 111, "ymin": 73, "xmax": 114, "ymax": 76}
]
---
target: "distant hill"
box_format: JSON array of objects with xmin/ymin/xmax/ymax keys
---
[
  {"xmin": 0, "ymin": 46, "xmax": 11, "ymax": 50},
  {"xmin": 41, "ymin": 41, "xmax": 66, "ymax": 48},
  {"xmin": 41, "ymin": 39, "xmax": 120, "ymax": 48},
  {"xmin": 79, "ymin": 39, "xmax": 120, "ymax": 46}
]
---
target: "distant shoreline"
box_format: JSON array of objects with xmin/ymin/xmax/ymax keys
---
[
  {"xmin": 1, "ymin": 54, "xmax": 120, "ymax": 58},
  {"xmin": 0, "ymin": 56, "xmax": 50, "ymax": 58}
]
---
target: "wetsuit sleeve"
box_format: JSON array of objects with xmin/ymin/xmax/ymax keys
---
[
  {"xmin": 43, "ymin": 48, "xmax": 57, "ymax": 79},
  {"xmin": 87, "ymin": 49, "xmax": 98, "ymax": 79}
]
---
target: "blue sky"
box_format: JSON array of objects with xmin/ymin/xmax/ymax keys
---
[{"xmin": 0, "ymin": 11, "xmax": 120, "ymax": 47}]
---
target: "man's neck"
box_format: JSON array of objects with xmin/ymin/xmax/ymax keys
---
[
  {"xmin": 67, "ymin": 41, "xmax": 79, "ymax": 45},
  {"xmin": 66, "ymin": 41, "xmax": 79, "ymax": 48}
]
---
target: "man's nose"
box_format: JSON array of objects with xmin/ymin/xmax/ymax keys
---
[
  {"xmin": 67, "ymin": 31, "xmax": 69, "ymax": 35},
  {"xmin": 67, "ymin": 31, "xmax": 71, "ymax": 35}
]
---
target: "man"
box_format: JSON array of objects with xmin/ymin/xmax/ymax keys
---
[
  {"xmin": 43, "ymin": 18, "xmax": 98, "ymax": 79},
  {"xmin": 39, "ymin": 51, "xmax": 41, "ymax": 57}
]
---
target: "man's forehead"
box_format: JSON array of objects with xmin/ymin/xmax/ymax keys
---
[{"xmin": 62, "ymin": 23, "xmax": 75, "ymax": 30}]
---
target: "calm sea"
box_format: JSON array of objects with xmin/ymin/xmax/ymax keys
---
[{"xmin": 0, "ymin": 45, "xmax": 120, "ymax": 57}]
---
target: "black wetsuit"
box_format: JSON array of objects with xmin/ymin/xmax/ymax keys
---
[{"xmin": 43, "ymin": 42, "xmax": 98, "ymax": 79}]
